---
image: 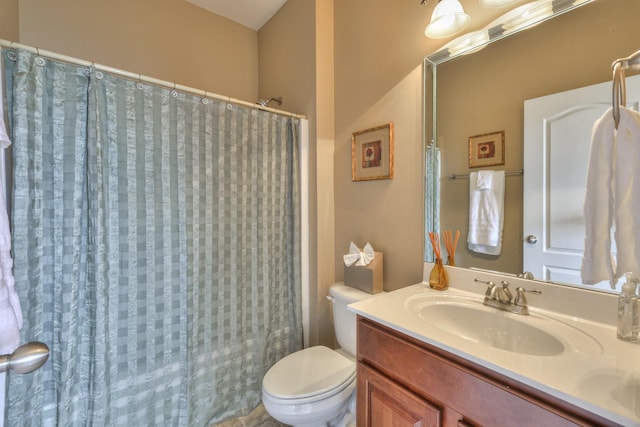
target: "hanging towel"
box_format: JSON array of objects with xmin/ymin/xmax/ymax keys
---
[
  {"xmin": 581, "ymin": 106, "xmax": 640, "ymax": 287},
  {"xmin": 0, "ymin": 54, "xmax": 10, "ymax": 149},
  {"xmin": 0, "ymin": 58, "xmax": 22, "ymax": 354},
  {"xmin": 468, "ymin": 170, "xmax": 505, "ymax": 255},
  {"xmin": 476, "ymin": 170, "xmax": 494, "ymax": 190}
]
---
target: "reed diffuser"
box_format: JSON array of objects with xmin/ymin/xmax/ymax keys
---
[
  {"xmin": 443, "ymin": 230, "xmax": 460, "ymax": 266},
  {"xmin": 428, "ymin": 232, "xmax": 448, "ymax": 290}
]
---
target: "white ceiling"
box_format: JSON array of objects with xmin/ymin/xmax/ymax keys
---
[{"xmin": 185, "ymin": 0, "xmax": 288, "ymax": 30}]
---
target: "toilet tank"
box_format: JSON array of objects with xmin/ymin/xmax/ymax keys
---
[{"xmin": 329, "ymin": 283, "xmax": 377, "ymax": 357}]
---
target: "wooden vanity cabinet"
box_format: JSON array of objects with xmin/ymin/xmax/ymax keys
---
[{"xmin": 356, "ymin": 316, "xmax": 619, "ymax": 427}]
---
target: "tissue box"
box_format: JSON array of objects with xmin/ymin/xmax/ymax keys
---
[{"xmin": 344, "ymin": 252, "xmax": 383, "ymax": 294}]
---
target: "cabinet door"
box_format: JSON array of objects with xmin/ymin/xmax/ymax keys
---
[{"xmin": 358, "ymin": 363, "xmax": 441, "ymax": 427}]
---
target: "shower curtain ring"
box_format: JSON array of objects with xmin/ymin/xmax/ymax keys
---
[{"xmin": 34, "ymin": 47, "xmax": 46, "ymax": 66}]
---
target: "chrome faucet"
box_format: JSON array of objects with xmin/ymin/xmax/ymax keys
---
[
  {"xmin": 494, "ymin": 280, "xmax": 513, "ymax": 303},
  {"xmin": 474, "ymin": 278, "xmax": 541, "ymax": 315}
]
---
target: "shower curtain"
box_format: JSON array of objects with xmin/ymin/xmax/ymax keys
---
[
  {"xmin": 3, "ymin": 48, "xmax": 302, "ymax": 426},
  {"xmin": 424, "ymin": 144, "xmax": 440, "ymax": 262}
]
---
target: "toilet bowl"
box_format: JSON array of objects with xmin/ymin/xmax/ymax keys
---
[
  {"xmin": 261, "ymin": 283, "xmax": 377, "ymax": 427},
  {"xmin": 262, "ymin": 346, "xmax": 356, "ymax": 427}
]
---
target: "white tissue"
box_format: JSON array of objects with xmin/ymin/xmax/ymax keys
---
[{"xmin": 343, "ymin": 242, "xmax": 375, "ymax": 267}]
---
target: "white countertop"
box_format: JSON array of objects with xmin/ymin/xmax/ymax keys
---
[{"xmin": 348, "ymin": 264, "xmax": 640, "ymax": 426}]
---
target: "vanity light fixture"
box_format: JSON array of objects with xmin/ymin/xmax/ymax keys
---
[
  {"xmin": 489, "ymin": 0, "xmax": 553, "ymax": 36},
  {"xmin": 425, "ymin": 0, "xmax": 471, "ymax": 39},
  {"xmin": 427, "ymin": 0, "xmax": 594, "ymax": 64},
  {"xmin": 441, "ymin": 29, "xmax": 490, "ymax": 56},
  {"xmin": 479, "ymin": 0, "xmax": 523, "ymax": 7}
]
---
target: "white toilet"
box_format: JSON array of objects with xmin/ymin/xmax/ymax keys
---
[{"xmin": 262, "ymin": 283, "xmax": 376, "ymax": 427}]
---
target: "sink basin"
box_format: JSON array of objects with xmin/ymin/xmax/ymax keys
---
[
  {"xmin": 420, "ymin": 302, "xmax": 564, "ymax": 356},
  {"xmin": 404, "ymin": 293, "xmax": 602, "ymax": 357}
]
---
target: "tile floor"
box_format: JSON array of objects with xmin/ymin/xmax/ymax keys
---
[{"xmin": 209, "ymin": 404, "xmax": 287, "ymax": 427}]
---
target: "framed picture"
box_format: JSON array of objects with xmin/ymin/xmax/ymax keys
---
[
  {"xmin": 468, "ymin": 130, "xmax": 505, "ymax": 168},
  {"xmin": 351, "ymin": 123, "xmax": 394, "ymax": 181}
]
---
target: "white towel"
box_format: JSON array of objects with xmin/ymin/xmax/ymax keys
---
[
  {"xmin": 581, "ymin": 106, "xmax": 640, "ymax": 287},
  {"xmin": 476, "ymin": 170, "xmax": 494, "ymax": 190},
  {"xmin": 0, "ymin": 58, "xmax": 21, "ymax": 354},
  {"xmin": 468, "ymin": 170, "xmax": 505, "ymax": 255},
  {"xmin": 0, "ymin": 53, "xmax": 9, "ymax": 150}
]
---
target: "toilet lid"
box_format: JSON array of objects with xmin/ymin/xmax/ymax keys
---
[{"xmin": 263, "ymin": 346, "xmax": 356, "ymax": 400}]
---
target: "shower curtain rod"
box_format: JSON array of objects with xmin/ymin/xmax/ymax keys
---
[{"xmin": 0, "ymin": 39, "xmax": 306, "ymax": 120}]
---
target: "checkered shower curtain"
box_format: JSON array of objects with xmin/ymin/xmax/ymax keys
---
[{"xmin": 4, "ymin": 48, "xmax": 302, "ymax": 426}]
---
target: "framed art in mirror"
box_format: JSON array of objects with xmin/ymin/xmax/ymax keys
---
[
  {"xmin": 469, "ymin": 130, "xmax": 505, "ymax": 168},
  {"xmin": 352, "ymin": 123, "xmax": 394, "ymax": 181}
]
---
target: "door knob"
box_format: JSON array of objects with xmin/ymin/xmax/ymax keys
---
[
  {"xmin": 526, "ymin": 235, "xmax": 538, "ymax": 244},
  {"xmin": 0, "ymin": 342, "xmax": 49, "ymax": 374}
]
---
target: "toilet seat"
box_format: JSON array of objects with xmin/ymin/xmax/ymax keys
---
[{"xmin": 262, "ymin": 346, "xmax": 356, "ymax": 404}]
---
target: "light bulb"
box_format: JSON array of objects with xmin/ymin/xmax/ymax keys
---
[{"xmin": 425, "ymin": 0, "xmax": 471, "ymax": 39}]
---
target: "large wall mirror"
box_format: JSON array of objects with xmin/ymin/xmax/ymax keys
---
[{"xmin": 424, "ymin": 0, "xmax": 640, "ymax": 293}]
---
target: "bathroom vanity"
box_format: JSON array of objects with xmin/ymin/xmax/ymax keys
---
[
  {"xmin": 357, "ymin": 318, "xmax": 611, "ymax": 426},
  {"xmin": 348, "ymin": 265, "xmax": 640, "ymax": 427}
]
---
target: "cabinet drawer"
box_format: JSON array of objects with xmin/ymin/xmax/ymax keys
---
[{"xmin": 357, "ymin": 317, "xmax": 595, "ymax": 427}]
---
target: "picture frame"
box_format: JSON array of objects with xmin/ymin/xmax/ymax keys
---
[
  {"xmin": 351, "ymin": 123, "xmax": 394, "ymax": 181},
  {"xmin": 468, "ymin": 130, "xmax": 505, "ymax": 168}
]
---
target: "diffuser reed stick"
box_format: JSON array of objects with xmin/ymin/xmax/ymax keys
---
[{"xmin": 443, "ymin": 230, "xmax": 460, "ymax": 266}]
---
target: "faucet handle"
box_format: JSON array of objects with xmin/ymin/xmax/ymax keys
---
[{"xmin": 514, "ymin": 287, "xmax": 542, "ymax": 307}]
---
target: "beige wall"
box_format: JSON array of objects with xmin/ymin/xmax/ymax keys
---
[
  {"xmin": 262, "ymin": 0, "xmax": 430, "ymax": 346},
  {"xmin": 0, "ymin": 0, "xmax": 19, "ymax": 41},
  {"xmin": 16, "ymin": 0, "xmax": 258, "ymax": 101},
  {"xmin": 437, "ymin": 0, "xmax": 640, "ymax": 275},
  {"xmin": 262, "ymin": 0, "xmax": 431, "ymax": 346},
  {"xmin": 313, "ymin": 0, "xmax": 336, "ymax": 346},
  {"xmin": 333, "ymin": 0, "xmax": 434, "ymax": 291},
  {"xmin": 259, "ymin": 1, "xmax": 338, "ymax": 347},
  {"xmin": 258, "ymin": 1, "xmax": 315, "ymax": 117},
  {"xmin": 334, "ymin": 66, "xmax": 425, "ymax": 291}
]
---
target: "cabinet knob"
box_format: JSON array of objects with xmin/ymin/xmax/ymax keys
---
[{"xmin": 526, "ymin": 235, "xmax": 538, "ymax": 244}]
